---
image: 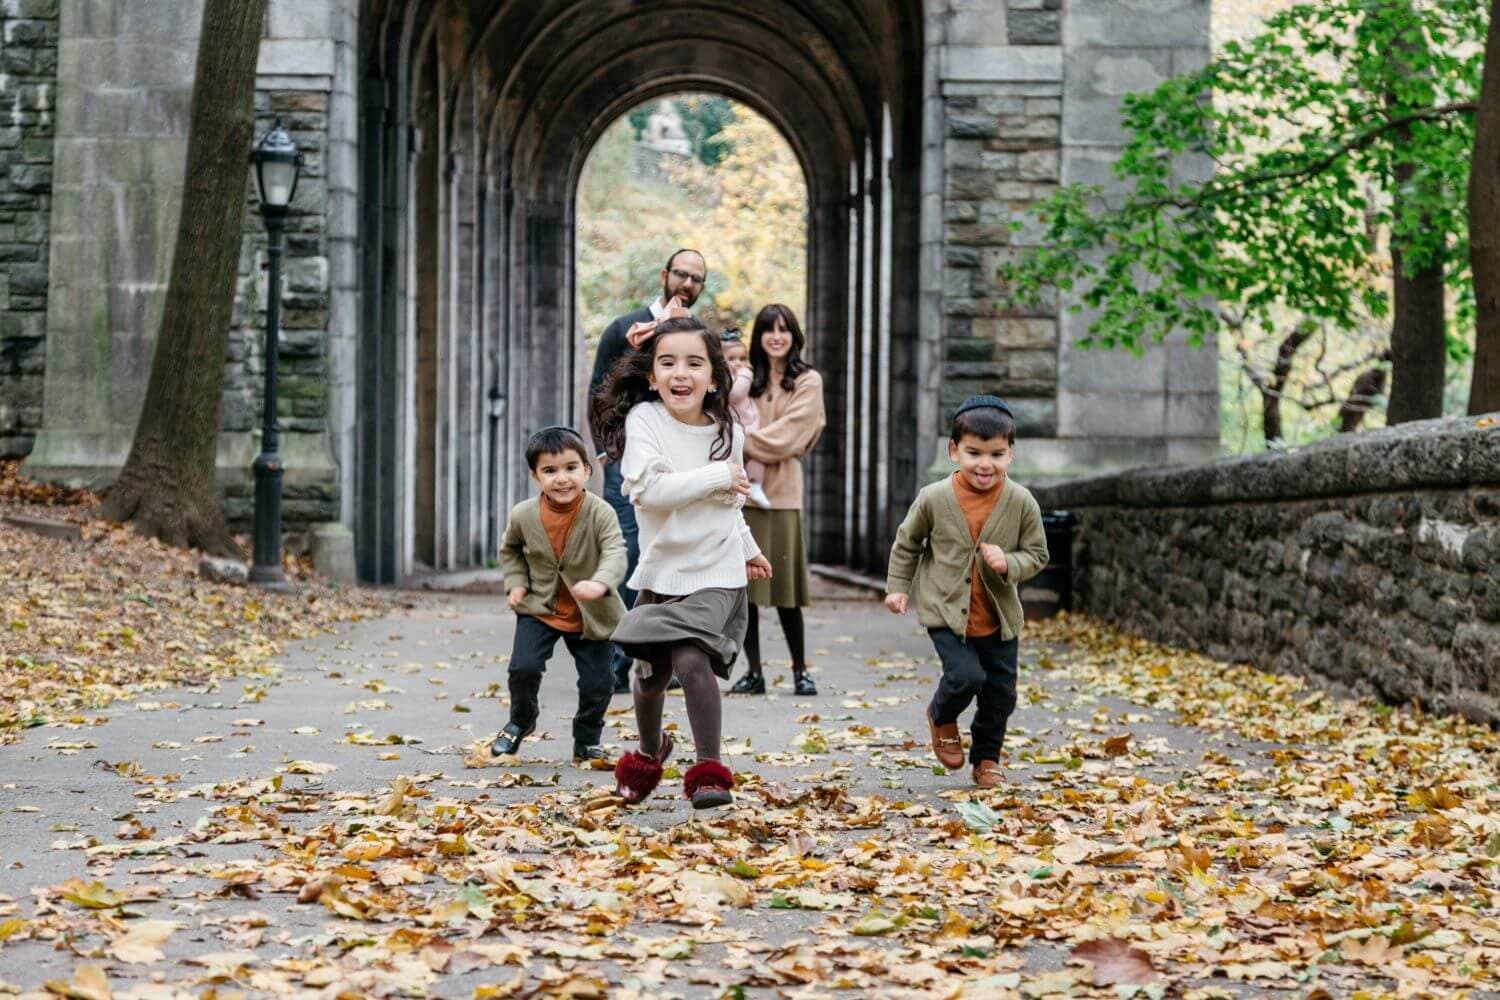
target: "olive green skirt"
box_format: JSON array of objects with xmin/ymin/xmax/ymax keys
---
[{"xmin": 744, "ymin": 508, "xmax": 811, "ymax": 608}]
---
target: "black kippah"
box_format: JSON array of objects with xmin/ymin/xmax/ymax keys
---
[{"xmin": 953, "ymin": 394, "xmax": 1013, "ymax": 421}]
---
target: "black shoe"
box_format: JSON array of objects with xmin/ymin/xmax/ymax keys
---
[
  {"xmin": 573, "ymin": 743, "xmax": 612, "ymax": 763},
  {"xmin": 729, "ymin": 669, "xmax": 765, "ymax": 695},
  {"xmin": 793, "ymin": 670, "xmax": 818, "ymax": 697},
  {"xmin": 612, "ymin": 668, "xmax": 631, "ymax": 695},
  {"xmin": 667, "ymin": 674, "xmax": 682, "ymax": 691},
  {"xmin": 490, "ymin": 722, "xmax": 533, "ymax": 757}
]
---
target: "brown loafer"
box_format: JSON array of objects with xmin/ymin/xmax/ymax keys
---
[
  {"xmin": 927, "ymin": 708, "xmax": 965, "ymax": 769},
  {"xmin": 973, "ymin": 760, "xmax": 1003, "ymax": 789}
]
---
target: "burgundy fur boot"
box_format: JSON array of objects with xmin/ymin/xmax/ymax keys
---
[
  {"xmin": 682, "ymin": 760, "xmax": 734, "ymax": 810},
  {"xmin": 614, "ymin": 733, "xmax": 674, "ymax": 804}
]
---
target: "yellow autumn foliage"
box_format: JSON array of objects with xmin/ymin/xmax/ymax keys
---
[{"xmin": 575, "ymin": 99, "xmax": 808, "ymax": 359}]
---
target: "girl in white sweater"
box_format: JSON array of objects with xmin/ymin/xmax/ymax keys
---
[{"xmin": 591, "ymin": 316, "xmax": 772, "ymax": 809}]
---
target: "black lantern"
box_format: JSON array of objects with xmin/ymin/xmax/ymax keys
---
[
  {"xmin": 252, "ymin": 121, "xmax": 302, "ymax": 213},
  {"xmin": 247, "ymin": 121, "xmax": 303, "ymax": 589}
]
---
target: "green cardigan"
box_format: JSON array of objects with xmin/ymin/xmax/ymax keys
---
[
  {"xmin": 499, "ymin": 492, "xmax": 627, "ymax": 640},
  {"xmin": 885, "ymin": 476, "xmax": 1050, "ymax": 641}
]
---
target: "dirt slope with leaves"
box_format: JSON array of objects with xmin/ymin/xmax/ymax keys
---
[
  {"xmin": 0, "ymin": 581, "xmax": 1494, "ymax": 998},
  {"xmin": 1, "ymin": 462, "xmax": 389, "ymax": 739}
]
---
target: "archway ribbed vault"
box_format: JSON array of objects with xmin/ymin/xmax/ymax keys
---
[{"xmin": 356, "ymin": 0, "xmax": 923, "ymax": 583}]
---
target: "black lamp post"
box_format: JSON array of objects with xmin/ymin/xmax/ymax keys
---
[
  {"xmin": 486, "ymin": 385, "xmax": 506, "ymax": 559},
  {"xmin": 248, "ymin": 121, "xmax": 302, "ymax": 588}
]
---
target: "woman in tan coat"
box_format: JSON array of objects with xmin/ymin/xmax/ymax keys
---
[{"xmin": 729, "ymin": 304, "xmax": 827, "ymax": 696}]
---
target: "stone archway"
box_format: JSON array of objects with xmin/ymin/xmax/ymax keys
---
[{"xmin": 356, "ymin": 0, "xmax": 925, "ymax": 583}]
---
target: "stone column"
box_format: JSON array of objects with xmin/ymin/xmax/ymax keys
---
[
  {"xmin": 926, "ymin": 0, "xmax": 1066, "ymax": 480},
  {"xmin": 25, "ymin": 0, "xmax": 357, "ymax": 525},
  {"xmin": 1052, "ymin": 0, "xmax": 1219, "ymax": 476},
  {"xmin": 25, "ymin": 1, "xmax": 212, "ymax": 485},
  {"xmin": 227, "ymin": 0, "xmax": 357, "ymax": 528},
  {"xmin": 0, "ymin": 0, "xmax": 59, "ymax": 458}
]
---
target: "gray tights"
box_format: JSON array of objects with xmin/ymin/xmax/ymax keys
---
[{"xmin": 633, "ymin": 642, "xmax": 722, "ymax": 762}]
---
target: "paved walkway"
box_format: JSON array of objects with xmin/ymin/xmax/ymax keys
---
[{"xmin": 0, "ymin": 585, "xmax": 1492, "ymax": 998}]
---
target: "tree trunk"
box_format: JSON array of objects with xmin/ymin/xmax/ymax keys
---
[
  {"xmin": 1262, "ymin": 324, "xmax": 1314, "ymax": 443},
  {"xmin": 1385, "ymin": 242, "xmax": 1447, "ymax": 424},
  {"xmin": 1384, "ymin": 12, "xmax": 1448, "ymax": 426},
  {"xmin": 1469, "ymin": 0, "xmax": 1500, "ymax": 415},
  {"xmin": 99, "ymin": 0, "xmax": 268, "ymax": 556},
  {"xmin": 1340, "ymin": 363, "xmax": 1389, "ymax": 432}
]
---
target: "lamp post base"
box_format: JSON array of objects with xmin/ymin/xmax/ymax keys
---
[{"xmin": 249, "ymin": 563, "xmax": 295, "ymax": 592}]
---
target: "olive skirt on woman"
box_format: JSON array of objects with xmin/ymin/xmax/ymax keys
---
[
  {"xmin": 611, "ymin": 587, "xmax": 749, "ymax": 680},
  {"xmin": 744, "ymin": 508, "xmax": 811, "ymax": 608}
]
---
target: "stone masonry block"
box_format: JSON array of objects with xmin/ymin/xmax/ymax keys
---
[
  {"xmin": 947, "ymin": 114, "xmax": 1000, "ymax": 139},
  {"xmin": 977, "ymin": 316, "xmax": 1056, "ymax": 349},
  {"xmin": 1059, "ymin": 389, "xmax": 1166, "ymax": 437},
  {"xmin": 1059, "ymin": 335, "xmax": 1166, "ymax": 392},
  {"xmin": 1008, "ymin": 9, "xmax": 1060, "ymax": 44},
  {"xmin": 1006, "ymin": 348, "xmax": 1058, "ymax": 384},
  {"xmin": 1068, "ymin": 0, "xmax": 1210, "ymax": 48},
  {"xmin": 1063, "ymin": 48, "xmax": 1174, "ymax": 146},
  {"xmin": 945, "ymin": 45, "xmax": 1062, "ymax": 83},
  {"xmin": 947, "ymin": 167, "xmax": 998, "ymax": 200}
]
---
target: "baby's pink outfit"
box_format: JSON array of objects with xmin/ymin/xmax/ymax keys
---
[{"xmin": 729, "ymin": 368, "xmax": 766, "ymax": 485}]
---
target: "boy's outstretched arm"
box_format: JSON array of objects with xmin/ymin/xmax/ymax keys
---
[
  {"xmin": 884, "ymin": 493, "xmax": 932, "ymax": 612},
  {"xmin": 1003, "ymin": 496, "xmax": 1050, "ymax": 586}
]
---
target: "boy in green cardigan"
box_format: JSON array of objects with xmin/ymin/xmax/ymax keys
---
[
  {"xmin": 493, "ymin": 427, "xmax": 627, "ymax": 763},
  {"xmin": 885, "ymin": 396, "xmax": 1049, "ymax": 788}
]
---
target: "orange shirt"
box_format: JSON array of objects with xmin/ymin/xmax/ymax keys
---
[
  {"xmin": 952, "ymin": 472, "xmax": 1003, "ymax": 638},
  {"xmin": 536, "ymin": 492, "xmax": 584, "ymax": 633}
]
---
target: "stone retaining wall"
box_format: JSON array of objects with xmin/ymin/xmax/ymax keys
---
[
  {"xmin": 1032, "ymin": 415, "xmax": 1500, "ymax": 725},
  {"xmin": 0, "ymin": 0, "xmax": 58, "ymax": 457}
]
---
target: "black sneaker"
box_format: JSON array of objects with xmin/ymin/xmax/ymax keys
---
[
  {"xmin": 729, "ymin": 670, "xmax": 765, "ymax": 695},
  {"xmin": 573, "ymin": 743, "xmax": 612, "ymax": 763},
  {"xmin": 489, "ymin": 722, "xmax": 532, "ymax": 757},
  {"xmin": 612, "ymin": 667, "xmax": 632, "ymax": 695},
  {"xmin": 667, "ymin": 674, "xmax": 683, "ymax": 691}
]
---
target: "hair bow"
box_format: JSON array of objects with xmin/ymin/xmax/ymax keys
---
[{"xmin": 625, "ymin": 300, "xmax": 693, "ymax": 348}]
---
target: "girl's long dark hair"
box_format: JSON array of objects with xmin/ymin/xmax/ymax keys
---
[
  {"xmin": 749, "ymin": 303, "xmax": 812, "ymax": 397},
  {"xmin": 590, "ymin": 316, "xmax": 736, "ymax": 463}
]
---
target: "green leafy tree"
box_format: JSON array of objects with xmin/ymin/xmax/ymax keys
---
[{"xmin": 1002, "ymin": 0, "xmax": 1486, "ymax": 428}]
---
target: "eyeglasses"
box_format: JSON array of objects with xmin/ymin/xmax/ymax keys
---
[{"xmin": 669, "ymin": 268, "xmax": 706, "ymax": 286}]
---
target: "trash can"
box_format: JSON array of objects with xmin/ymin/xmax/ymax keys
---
[{"xmin": 1021, "ymin": 511, "xmax": 1076, "ymax": 619}]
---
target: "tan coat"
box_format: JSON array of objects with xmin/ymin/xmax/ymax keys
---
[
  {"xmin": 499, "ymin": 492, "xmax": 627, "ymax": 640},
  {"xmin": 885, "ymin": 477, "xmax": 1049, "ymax": 641},
  {"xmin": 744, "ymin": 369, "xmax": 826, "ymax": 509}
]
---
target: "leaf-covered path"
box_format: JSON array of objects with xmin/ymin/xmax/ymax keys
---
[{"xmin": 0, "ymin": 587, "xmax": 1496, "ymax": 998}]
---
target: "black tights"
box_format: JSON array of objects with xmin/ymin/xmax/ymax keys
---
[
  {"xmin": 744, "ymin": 605, "xmax": 806, "ymax": 675},
  {"xmin": 633, "ymin": 642, "xmax": 722, "ymax": 762}
]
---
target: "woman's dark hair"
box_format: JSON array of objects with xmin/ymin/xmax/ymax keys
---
[
  {"xmin": 749, "ymin": 303, "xmax": 812, "ymax": 397},
  {"xmin": 590, "ymin": 316, "xmax": 736, "ymax": 464}
]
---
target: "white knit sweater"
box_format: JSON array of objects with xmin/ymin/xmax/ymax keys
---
[{"xmin": 620, "ymin": 402, "xmax": 762, "ymax": 595}]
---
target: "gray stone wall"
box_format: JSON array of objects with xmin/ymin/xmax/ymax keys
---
[
  {"xmin": 1053, "ymin": 0, "xmax": 1219, "ymax": 479},
  {"xmin": 1033, "ymin": 416, "xmax": 1500, "ymax": 725},
  {"xmin": 23, "ymin": 0, "xmax": 351, "ymax": 530},
  {"xmin": 223, "ymin": 88, "xmax": 339, "ymax": 528},
  {"xmin": 0, "ymin": 0, "xmax": 59, "ymax": 457},
  {"xmin": 924, "ymin": 0, "xmax": 1218, "ymax": 484},
  {"xmin": 936, "ymin": 1, "xmax": 1065, "ymax": 449}
]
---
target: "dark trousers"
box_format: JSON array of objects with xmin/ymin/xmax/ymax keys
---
[
  {"xmin": 602, "ymin": 460, "xmax": 640, "ymax": 677},
  {"xmin": 507, "ymin": 615, "xmax": 615, "ymax": 746},
  {"xmin": 928, "ymin": 627, "xmax": 1019, "ymax": 765}
]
